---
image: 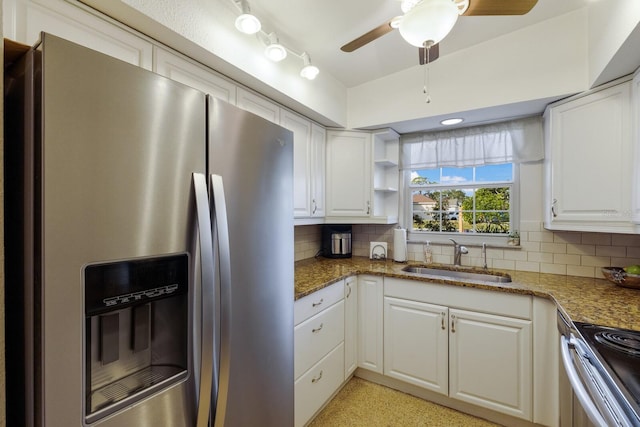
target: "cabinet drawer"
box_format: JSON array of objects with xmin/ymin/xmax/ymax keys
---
[
  {"xmin": 295, "ymin": 342, "xmax": 345, "ymax": 427},
  {"xmin": 294, "ymin": 280, "xmax": 344, "ymax": 325},
  {"xmin": 295, "ymin": 300, "xmax": 344, "ymax": 379}
]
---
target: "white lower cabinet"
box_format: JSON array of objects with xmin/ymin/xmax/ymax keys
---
[
  {"xmin": 449, "ymin": 308, "xmax": 532, "ymax": 420},
  {"xmin": 294, "ymin": 342, "xmax": 345, "ymax": 427},
  {"xmin": 383, "ymin": 278, "xmax": 533, "ymax": 422},
  {"xmin": 344, "ymin": 276, "xmax": 358, "ymax": 378},
  {"xmin": 357, "ymin": 275, "xmax": 384, "ymax": 373},
  {"xmin": 384, "ymin": 297, "xmax": 448, "ymax": 394},
  {"xmin": 294, "ymin": 281, "xmax": 345, "ymax": 427}
]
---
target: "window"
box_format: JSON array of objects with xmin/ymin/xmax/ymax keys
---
[{"xmin": 409, "ymin": 164, "xmax": 514, "ymax": 234}]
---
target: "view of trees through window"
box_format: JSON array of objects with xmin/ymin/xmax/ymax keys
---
[{"xmin": 410, "ymin": 164, "xmax": 513, "ymax": 234}]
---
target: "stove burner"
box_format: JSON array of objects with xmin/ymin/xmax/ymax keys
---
[{"xmin": 595, "ymin": 330, "xmax": 640, "ymax": 357}]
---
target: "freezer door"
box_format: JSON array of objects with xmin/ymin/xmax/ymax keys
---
[
  {"xmin": 208, "ymin": 97, "xmax": 295, "ymax": 426},
  {"xmin": 6, "ymin": 33, "xmax": 207, "ymax": 426}
]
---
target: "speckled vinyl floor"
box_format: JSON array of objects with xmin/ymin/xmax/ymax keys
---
[{"xmin": 308, "ymin": 377, "xmax": 502, "ymax": 427}]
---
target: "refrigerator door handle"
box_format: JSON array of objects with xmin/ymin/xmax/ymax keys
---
[
  {"xmin": 210, "ymin": 173, "xmax": 233, "ymax": 427},
  {"xmin": 193, "ymin": 173, "xmax": 216, "ymax": 427}
]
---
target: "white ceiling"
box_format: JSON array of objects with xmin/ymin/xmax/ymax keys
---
[{"xmin": 245, "ymin": 0, "xmax": 593, "ymax": 89}]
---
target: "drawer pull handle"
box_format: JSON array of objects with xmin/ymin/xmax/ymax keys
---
[
  {"xmin": 441, "ymin": 312, "xmax": 446, "ymax": 330},
  {"xmin": 312, "ymin": 323, "xmax": 324, "ymax": 333},
  {"xmin": 312, "ymin": 370, "xmax": 323, "ymax": 383},
  {"xmin": 451, "ymin": 314, "xmax": 456, "ymax": 333},
  {"xmin": 346, "ymin": 283, "xmax": 352, "ymax": 298},
  {"xmin": 312, "ymin": 298, "xmax": 324, "ymax": 308}
]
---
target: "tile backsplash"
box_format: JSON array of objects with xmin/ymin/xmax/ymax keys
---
[{"xmin": 294, "ymin": 221, "xmax": 640, "ymax": 279}]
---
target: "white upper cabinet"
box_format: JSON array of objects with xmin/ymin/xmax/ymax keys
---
[
  {"xmin": 236, "ymin": 87, "xmax": 280, "ymax": 124},
  {"xmin": 544, "ymin": 77, "xmax": 639, "ymax": 233},
  {"xmin": 153, "ymin": 47, "xmax": 236, "ymax": 103},
  {"xmin": 326, "ymin": 129, "xmax": 399, "ymax": 223},
  {"xmin": 326, "ymin": 130, "xmax": 372, "ymax": 218},
  {"xmin": 281, "ymin": 111, "xmax": 325, "ymax": 222},
  {"xmin": 632, "ymin": 69, "xmax": 640, "ymax": 225},
  {"xmin": 4, "ymin": 0, "xmax": 153, "ymax": 69},
  {"xmin": 310, "ymin": 123, "xmax": 327, "ymax": 219}
]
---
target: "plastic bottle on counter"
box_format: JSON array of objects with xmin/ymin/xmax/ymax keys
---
[{"xmin": 424, "ymin": 241, "xmax": 433, "ymax": 264}]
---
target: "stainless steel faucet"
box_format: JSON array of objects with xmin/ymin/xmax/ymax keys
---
[{"xmin": 449, "ymin": 238, "xmax": 468, "ymax": 266}]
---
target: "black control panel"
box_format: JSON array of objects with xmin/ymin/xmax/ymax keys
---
[{"xmin": 84, "ymin": 254, "xmax": 188, "ymax": 316}]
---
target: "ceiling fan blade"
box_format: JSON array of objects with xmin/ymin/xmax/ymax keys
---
[
  {"xmin": 341, "ymin": 19, "xmax": 395, "ymax": 52},
  {"xmin": 463, "ymin": 0, "xmax": 538, "ymax": 16},
  {"xmin": 419, "ymin": 44, "xmax": 440, "ymax": 65}
]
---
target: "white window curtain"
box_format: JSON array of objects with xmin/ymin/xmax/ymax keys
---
[{"xmin": 400, "ymin": 116, "xmax": 543, "ymax": 170}]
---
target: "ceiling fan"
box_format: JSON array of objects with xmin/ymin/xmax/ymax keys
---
[{"xmin": 341, "ymin": 0, "xmax": 539, "ymax": 65}]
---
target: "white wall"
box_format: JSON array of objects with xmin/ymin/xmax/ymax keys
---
[
  {"xmin": 588, "ymin": 0, "xmax": 640, "ymax": 87},
  {"xmin": 347, "ymin": 10, "xmax": 589, "ymax": 131}
]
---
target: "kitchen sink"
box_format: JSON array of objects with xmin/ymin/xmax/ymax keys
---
[{"xmin": 401, "ymin": 266, "xmax": 512, "ymax": 283}]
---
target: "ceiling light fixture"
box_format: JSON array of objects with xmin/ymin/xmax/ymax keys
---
[
  {"xmin": 234, "ymin": 0, "xmax": 261, "ymax": 34},
  {"xmin": 300, "ymin": 52, "xmax": 319, "ymax": 80},
  {"xmin": 231, "ymin": 0, "xmax": 319, "ymax": 81},
  {"xmin": 441, "ymin": 118, "xmax": 464, "ymax": 126},
  {"xmin": 399, "ymin": 0, "xmax": 460, "ymax": 48},
  {"xmin": 264, "ymin": 33, "xmax": 287, "ymax": 62}
]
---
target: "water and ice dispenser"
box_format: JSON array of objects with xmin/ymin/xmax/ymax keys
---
[{"xmin": 84, "ymin": 254, "xmax": 189, "ymax": 423}]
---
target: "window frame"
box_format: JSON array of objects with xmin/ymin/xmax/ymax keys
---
[{"xmin": 402, "ymin": 164, "xmax": 520, "ymax": 242}]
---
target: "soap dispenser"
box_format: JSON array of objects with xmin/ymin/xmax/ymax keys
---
[{"xmin": 423, "ymin": 241, "xmax": 433, "ymax": 264}]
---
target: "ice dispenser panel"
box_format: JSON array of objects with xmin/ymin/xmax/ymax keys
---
[{"xmin": 84, "ymin": 254, "xmax": 189, "ymax": 423}]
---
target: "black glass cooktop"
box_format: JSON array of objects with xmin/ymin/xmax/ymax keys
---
[{"xmin": 575, "ymin": 322, "xmax": 640, "ymax": 421}]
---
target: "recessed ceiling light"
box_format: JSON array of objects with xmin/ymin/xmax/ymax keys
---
[{"xmin": 440, "ymin": 118, "xmax": 463, "ymax": 126}]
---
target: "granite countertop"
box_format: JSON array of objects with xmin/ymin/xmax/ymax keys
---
[{"xmin": 294, "ymin": 256, "xmax": 640, "ymax": 331}]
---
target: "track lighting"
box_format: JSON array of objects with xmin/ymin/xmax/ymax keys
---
[
  {"xmin": 264, "ymin": 33, "xmax": 287, "ymax": 62},
  {"xmin": 231, "ymin": 0, "xmax": 319, "ymax": 81},
  {"xmin": 299, "ymin": 53, "xmax": 319, "ymax": 80},
  {"xmin": 234, "ymin": 0, "xmax": 261, "ymax": 34}
]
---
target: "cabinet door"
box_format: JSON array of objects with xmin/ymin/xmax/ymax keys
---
[
  {"xmin": 449, "ymin": 309, "xmax": 532, "ymax": 421},
  {"xmin": 545, "ymin": 81, "xmax": 633, "ymax": 232},
  {"xmin": 344, "ymin": 276, "xmax": 358, "ymax": 378},
  {"xmin": 153, "ymin": 47, "xmax": 236, "ymax": 103},
  {"xmin": 632, "ymin": 71, "xmax": 640, "ymax": 225},
  {"xmin": 384, "ymin": 297, "xmax": 448, "ymax": 395},
  {"xmin": 310, "ymin": 123, "xmax": 326, "ymax": 218},
  {"xmin": 236, "ymin": 87, "xmax": 280, "ymax": 123},
  {"xmin": 326, "ymin": 131, "xmax": 371, "ymax": 217},
  {"xmin": 4, "ymin": 0, "xmax": 153, "ymax": 69},
  {"xmin": 357, "ymin": 275, "xmax": 383, "ymax": 373},
  {"xmin": 281, "ymin": 110, "xmax": 312, "ymax": 218}
]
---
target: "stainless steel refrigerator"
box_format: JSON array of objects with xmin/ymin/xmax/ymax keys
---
[{"xmin": 5, "ymin": 33, "xmax": 294, "ymax": 426}]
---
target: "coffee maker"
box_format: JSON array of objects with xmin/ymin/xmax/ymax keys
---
[{"xmin": 322, "ymin": 225, "xmax": 352, "ymax": 258}]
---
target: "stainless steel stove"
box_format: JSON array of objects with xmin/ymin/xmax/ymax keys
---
[{"xmin": 558, "ymin": 311, "xmax": 640, "ymax": 427}]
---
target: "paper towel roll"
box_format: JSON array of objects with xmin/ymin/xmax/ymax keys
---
[{"xmin": 393, "ymin": 228, "xmax": 407, "ymax": 262}]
